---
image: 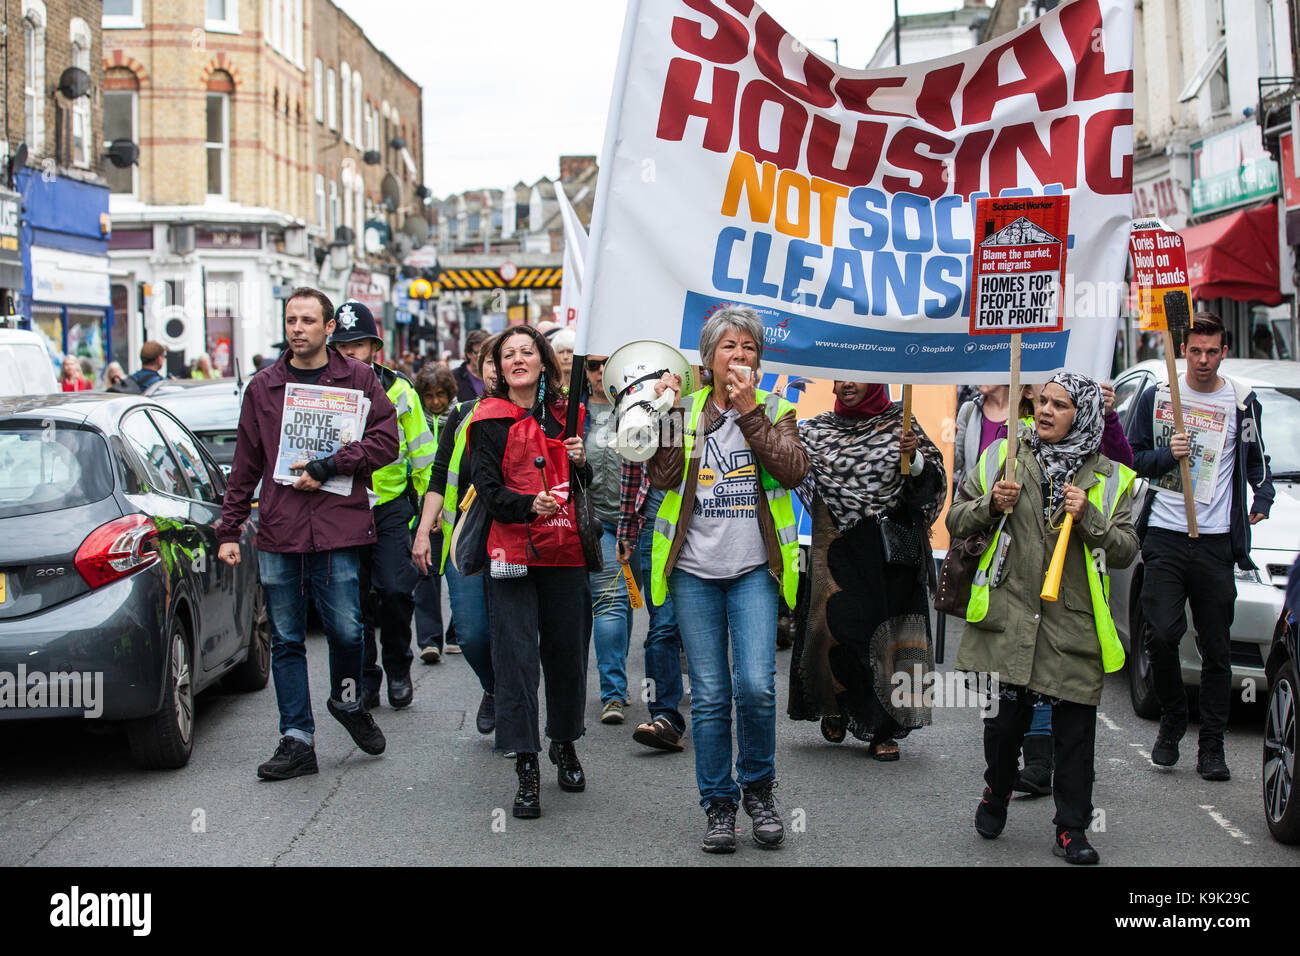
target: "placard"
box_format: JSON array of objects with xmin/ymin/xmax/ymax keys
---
[{"xmin": 969, "ymin": 195, "xmax": 1070, "ymax": 335}]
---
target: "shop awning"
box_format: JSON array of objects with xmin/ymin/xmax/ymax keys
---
[{"xmin": 1181, "ymin": 202, "xmax": 1282, "ymax": 305}]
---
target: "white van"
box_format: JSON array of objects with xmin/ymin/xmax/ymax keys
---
[{"xmin": 0, "ymin": 328, "xmax": 60, "ymax": 396}]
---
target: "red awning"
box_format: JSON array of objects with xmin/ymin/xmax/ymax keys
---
[{"xmin": 1180, "ymin": 203, "xmax": 1281, "ymax": 305}]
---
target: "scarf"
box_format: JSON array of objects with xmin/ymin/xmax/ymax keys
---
[
  {"xmin": 1028, "ymin": 371, "xmax": 1104, "ymax": 522},
  {"xmin": 833, "ymin": 383, "xmax": 892, "ymax": 419}
]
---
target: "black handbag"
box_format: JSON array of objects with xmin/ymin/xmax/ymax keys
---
[
  {"xmin": 932, "ymin": 515, "xmax": 1007, "ymax": 616},
  {"xmin": 879, "ymin": 512, "xmax": 924, "ymax": 568},
  {"xmin": 570, "ymin": 468, "xmax": 604, "ymax": 572},
  {"xmin": 451, "ymin": 488, "xmax": 491, "ymax": 577}
]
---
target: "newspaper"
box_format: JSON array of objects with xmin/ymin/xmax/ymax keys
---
[
  {"xmin": 273, "ymin": 383, "xmax": 370, "ymax": 496},
  {"xmin": 1151, "ymin": 388, "xmax": 1230, "ymax": 505}
]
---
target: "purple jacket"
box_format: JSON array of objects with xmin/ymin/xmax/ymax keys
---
[
  {"xmin": 218, "ymin": 348, "xmax": 399, "ymax": 552},
  {"xmin": 1100, "ymin": 411, "xmax": 1133, "ymax": 467}
]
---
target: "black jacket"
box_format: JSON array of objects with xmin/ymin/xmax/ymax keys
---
[
  {"xmin": 1127, "ymin": 377, "xmax": 1274, "ymax": 568},
  {"xmin": 453, "ymin": 362, "xmax": 482, "ymax": 402}
]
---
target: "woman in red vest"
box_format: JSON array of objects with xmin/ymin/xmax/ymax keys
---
[{"xmin": 468, "ymin": 325, "xmax": 592, "ymax": 819}]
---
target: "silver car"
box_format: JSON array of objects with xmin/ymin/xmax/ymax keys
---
[{"xmin": 1109, "ymin": 359, "xmax": 1300, "ymax": 717}]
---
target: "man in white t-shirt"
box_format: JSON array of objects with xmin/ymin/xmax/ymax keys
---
[{"xmin": 1128, "ymin": 312, "xmax": 1274, "ymax": 783}]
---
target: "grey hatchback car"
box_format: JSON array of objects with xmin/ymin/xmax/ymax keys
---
[{"xmin": 0, "ymin": 393, "xmax": 269, "ymax": 768}]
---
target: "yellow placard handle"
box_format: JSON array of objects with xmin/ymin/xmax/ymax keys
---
[
  {"xmin": 622, "ymin": 563, "xmax": 644, "ymax": 609},
  {"xmin": 1040, "ymin": 512, "xmax": 1074, "ymax": 602}
]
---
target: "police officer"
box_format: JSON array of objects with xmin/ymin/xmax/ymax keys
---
[{"xmin": 330, "ymin": 301, "xmax": 437, "ymax": 709}]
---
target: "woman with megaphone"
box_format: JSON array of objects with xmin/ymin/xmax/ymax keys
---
[
  {"xmin": 947, "ymin": 371, "xmax": 1138, "ymax": 864},
  {"xmin": 647, "ymin": 305, "xmax": 809, "ymax": 854}
]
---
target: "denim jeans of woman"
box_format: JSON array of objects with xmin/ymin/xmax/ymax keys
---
[
  {"xmin": 443, "ymin": 558, "xmax": 495, "ymax": 694},
  {"xmin": 590, "ymin": 520, "xmax": 632, "ymax": 705},
  {"xmin": 639, "ymin": 488, "xmax": 684, "ymax": 731},
  {"xmin": 669, "ymin": 565, "xmax": 778, "ymax": 806}
]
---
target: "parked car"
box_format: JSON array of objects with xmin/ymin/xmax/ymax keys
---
[
  {"xmin": 147, "ymin": 377, "xmax": 246, "ymax": 472},
  {"xmin": 0, "ymin": 328, "xmax": 59, "ymax": 396},
  {"xmin": 0, "ymin": 393, "xmax": 269, "ymax": 768},
  {"xmin": 1108, "ymin": 359, "xmax": 1300, "ymax": 717},
  {"xmin": 1263, "ymin": 600, "xmax": 1298, "ymax": 843}
]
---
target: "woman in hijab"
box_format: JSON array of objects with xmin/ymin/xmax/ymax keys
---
[
  {"xmin": 947, "ymin": 372, "xmax": 1138, "ymax": 864},
  {"xmin": 788, "ymin": 382, "xmax": 947, "ymax": 760}
]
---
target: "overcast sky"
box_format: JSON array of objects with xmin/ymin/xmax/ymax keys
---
[{"xmin": 333, "ymin": 0, "xmax": 972, "ymax": 198}]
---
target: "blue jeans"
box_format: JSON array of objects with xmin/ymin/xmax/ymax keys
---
[
  {"xmin": 1027, "ymin": 703, "xmax": 1052, "ymax": 736},
  {"xmin": 443, "ymin": 557, "xmax": 494, "ymax": 694},
  {"xmin": 639, "ymin": 489, "xmax": 684, "ymax": 731},
  {"xmin": 258, "ymin": 548, "xmax": 364, "ymax": 739},
  {"xmin": 669, "ymin": 565, "xmax": 778, "ymax": 806},
  {"xmin": 590, "ymin": 520, "xmax": 632, "ymax": 705}
]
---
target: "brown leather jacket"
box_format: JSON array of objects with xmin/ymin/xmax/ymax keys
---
[{"xmin": 648, "ymin": 391, "xmax": 809, "ymax": 582}]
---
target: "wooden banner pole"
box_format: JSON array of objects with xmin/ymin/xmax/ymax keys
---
[
  {"xmin": 1161, "ymin": 329, "xmax": 1199, "ymax": 538},
  {"xmin": 1005, "ymin": 333, "xmax": 1021, "ymax": 481},
  {"xmin": 900, "ymin": 385, "xmax": 914, "ymax": 475}
]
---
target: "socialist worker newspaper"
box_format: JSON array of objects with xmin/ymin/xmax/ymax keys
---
[
  {"xmin": 273, "ymin": 382, "xmax": 370, "ymax": 496},
  {"xmin": 1151, "ymin": 387, "xmax": 1230, "ymax": 505}
]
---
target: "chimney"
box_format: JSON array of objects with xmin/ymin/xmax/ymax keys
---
[{"xmin": 559, "ymin": 155, "xmax": 596, "ymax": 183}]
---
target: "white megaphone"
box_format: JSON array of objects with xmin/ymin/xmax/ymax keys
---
[{"xmin": 601, "ymin": 340, "xmax": 698, "ymax": 462}]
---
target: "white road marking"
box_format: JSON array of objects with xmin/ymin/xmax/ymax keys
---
[
  {"xmin": 1199, "ymin": 805, "xmax": 1252, "ymax": 845},
  {"xmin": 1097, "ymin": 711, "xmax": 1122, "ymax": 732}
]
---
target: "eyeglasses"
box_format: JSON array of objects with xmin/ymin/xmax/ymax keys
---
[{"xmin": 585, "ymin": 359, "xmax": 607, "ymax": 372}]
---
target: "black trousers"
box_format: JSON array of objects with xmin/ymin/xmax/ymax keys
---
[
  {"xmin": 984, "ymin": 692, "xmax": 1096, "ymax": 831},
  {"xmin": 1139, "ymin": 528, "xmax": 1236, "ymax": 746},
  {"xmin": 486, "ymin": 565, "xmax": 592, "ymax": 754},
  {"xmin": 361, "ymin": 497, "xmax": 417, "ymax": 691},
  {"xmin": 413, "ymin": 529, "xmax": 444, "ymax": 650}
]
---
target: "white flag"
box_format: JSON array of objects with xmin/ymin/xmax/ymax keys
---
[{"xmin": 554, "ymin": 180, "xmax": 588, "ymax": 328}]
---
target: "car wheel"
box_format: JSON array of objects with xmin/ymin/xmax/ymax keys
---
[
  {"xmin": 1127, "ymin": 594, "xmax": 1162, "ymax": 719},
  {"xmin": 1263, "ymin": 657, "xmax": 1299, "ymax": 844},
  {"xmin": 225, "ymin": 583, "xmax": 272, "ymax": 692},
  {"xmin": 126, "ymin": 620, "xmax": 195, "ymax": 769}
]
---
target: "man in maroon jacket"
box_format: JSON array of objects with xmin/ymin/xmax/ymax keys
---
[{"xmin": 218, "ymin": 287, "xmax": 400, "ymax": 780}]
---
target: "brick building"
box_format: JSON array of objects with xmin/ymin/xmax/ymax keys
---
[{"xmin": 5, "ymin": 0, "xmax": 113, "ymax": 377}]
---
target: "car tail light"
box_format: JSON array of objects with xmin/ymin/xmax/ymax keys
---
[{"xmin": 74, "ymin": 515, "xmax": 161, "ymax": 589}]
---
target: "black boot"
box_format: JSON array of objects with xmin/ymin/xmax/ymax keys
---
[
  {"xmin": 548, "ymin": 740, "xmax": 586, "ymax": 792},
  {"xmin": 1015, "ymin": 734, "xmax": 1054, "ymax": 795},
  {"xmin": 513, "ymin": 752, "xmax": 541, "ymax": 819},
  {"xmin": 975, "ymin": 787, "xmax": 1010, "ymax": 839}
]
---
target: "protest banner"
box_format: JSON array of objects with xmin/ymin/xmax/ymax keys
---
[
  {"xmin": 274, "ymin": 383, "xmax": 369, "ymax": 496},
  {"xmin": 554, "ymin": 179, "xmax": 588, "ymax": 329},
  {"xmin": 576, "ymin": 0, "xmax": 1134, "ymax": 385}
]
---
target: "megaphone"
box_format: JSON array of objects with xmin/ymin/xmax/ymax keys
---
[{"xmin": 601, "ymin": 339, "xmax": 698, "ymax": 461}]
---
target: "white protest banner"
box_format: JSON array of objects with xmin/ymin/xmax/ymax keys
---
[
  {"xmin": 577, "ymin": 0, "xmax": 1134, "ymax": 384},
  {"xmin": 554, "ymin": 180, "xmax": 588, "ymax": 328}
]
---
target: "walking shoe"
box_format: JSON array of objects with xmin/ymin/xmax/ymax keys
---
[
  {"xmin": 444, "ymin": 640, "xmax": 461, "ymax": 655},
  {"xmin": 1197, "ymin": 746, "xmax": 1231, "ymax": 781},
  {"xmin": 741, "ymin": 779, "xmax": 785, "ymax": 848},
  {"xmin": 701, "ymin": 798, "xmax": 738, "ymax": 853},
  {"xmin": 547, "ymin": 740, "xmax": 586, "ymax": 792},
  {"xmin": 1151, "ymin": 715, "xmax": 1185, "ymax": 766},
  {"xmin": 475, "ymin": 692, "xmax": 496, "ymax": 734},
  {"xmin": 1054, "ymin": 828, "xmax": 1100, "ymax": 864},
  {"xmin": 387, "ymin": 674, "xmax": 413, "ymax": 709},
  {"xmin": 327, "ymin": 697, "xmax": 386, "ymax": 755},
  {"xmin": 420, "ymin": 646, "xmax": 441, "ymax": 665},
  {"xmin": 1015, "ymin": 734, "xmax": 1054, "ymax": 795},
  {"xmin": 975, "ymin": 787, "xmax": 1010, "ymax": 839},
  {"xmin": 600, "ymin": 700, "xmax": 625, "ymax": 724},
  {"xmin": 256, "ymin": 736, "xmax": 318, "ymax": 780},
  {"xmin": 632, "ymin": 716, "xmax": 685, "ymax": 752},
  {"xmin": 362, "ymin": 686, "xmax": 381, "ymax": 711},
  {"xmin": 513, "ymin": 752, "xmax": 541, "ymax": 819}
]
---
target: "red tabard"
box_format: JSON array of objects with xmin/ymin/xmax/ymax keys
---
[{"xmin": 474, "ymin": 397, "xmax": 585, "ymax": 567}]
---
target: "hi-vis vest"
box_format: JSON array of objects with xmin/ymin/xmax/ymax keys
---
[
  {"xmin": 438, "ymin": 400, "xmax": 478, "ymax": 574},
  {"xmin": 968, "ymin": 438, "xmax": 1135, "ymax": 673},
  {"xmin": 371, "ymin": 364, "xmax": 436, "ymax": 508},
  {"xmin": 650, "ymin": 387, "xmax": 801, "ymax": 610}
]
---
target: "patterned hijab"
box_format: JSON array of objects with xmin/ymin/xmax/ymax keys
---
[{"xmin": 1028, "ymin": 371, "xmax": 1104, "ymax": 521}]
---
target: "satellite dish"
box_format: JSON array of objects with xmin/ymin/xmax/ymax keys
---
[
  {"xmin": 381, "ymin": 173, "xmax": 402, "ymax": 211},
  {"xmin": 57, "ymin": 67, "xmax": 92, "ymax": 99},
  {"xmin": 333, "ymin": 225, "xmax": 355, "ymax": 244},
  {"xmin": 414, "ymin": 184, "xmax": 432, "ymax": 200},
  {"xmin": 362, "ymin": 150, "xmax": 382, "ymax": 166},
  {"xmin": 388, "ymin": 136, "xmax": 407, "ymax": 150},
  {"xmin": 105, "ymin": 139, "xmax": 139, "ymax": 168},
  {"xmin": 402, "ymin": 216, "xmax": 430, "ymax": 246},
  {"xmin": 390, "ymin": 233, "xmax": 414, "ymax": 259}
]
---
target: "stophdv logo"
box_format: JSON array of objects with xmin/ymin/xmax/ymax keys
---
[{"xmin": 0, "ymin": 665, "xmax": 104, "ymax": 718}]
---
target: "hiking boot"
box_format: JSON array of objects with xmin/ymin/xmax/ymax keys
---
[
  {"xmin": 701, "ymin": 798, "xmax": 738, "ymax": 853},
  {"xmin": 513, "ymin": 752, "xmax": 541, "ymax": 819},
  {"xmin": 632, "ymin": 716, "xmax": 685, "ymax": 752},
  {"xmin": 475, "ymin": 692, "xmax": 496, "ymax": 735},
  {"xmin": 1151, "ymin": 715, "xmax": 1186, "ymax": 767},
  {"xmin": 1015, "ymin": 734, "xmax": 1053, "ymax": 795},
  {"xmin": 975, "ymin": 787, "xmax": 1010, "ymax": 839},
  {"xmin": 548, "ymin": 740, "xmax": 586, "ymax": 792},
  {"xmin": 1197, "ymin": 745, "xmax": 1231, "ymax": 781},
  {"xmin": 741, "ymin": 779, "xmax": 785, "ymax": 848},
  {"xmin": 1054, "ymin": 828, "xmax": 1100, "ymax": 864},
  {"xmin": 327, "ymin": 697, "xmax": 386, "ymax": 755},
  {"xmin": 256, "ymin": 736, "xmax": 318, "ymax": 780},
  {"xmin": 600, "ymin": 699, "xmax": 625, "ymax": 724}
]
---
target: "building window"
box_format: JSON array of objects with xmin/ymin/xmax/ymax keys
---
[
  {"xmin": 326, "ymin": 67, "xmax": 336, "ymax": 129},
  {"xmin": 329, "ymin": 178, "xmax": 340, "ymax": 235},
  {"xmin": 206, "ymin": 0, "xmax": 238, "ymax": 32},
  {"xmin": 281, "ymin": 0, "xmax": 292, "ymax": 58},
  {"xmin": 293, "ymin": 0, "xmax": 304, "ymax": 65},
  {"xmin": 353, "ymin": 75, "xmax": 363, "ymax": 152},
  {"xmin": 313, "ymin": 58, "xmax": 323, "ymax": 122},
  {"xmin": 340, "ymin": 63, "xmax": 351, "ymax": 143},
  {"xmin": 103, "ymin": 0, "xmax": 142, "ymax": 28},
  {"xmin": 70, "ymin": 18, "xmax": 92, "ymax": 167},
  {"xmin": 316, "ymin": 173, "xmax": 326, "ymax": 226},
  {"xmin": 205, "ymin": 80, "xmax": 231, "ymax": 197},
  {"xmin": 103, "ymin": 75, "xmax": 138, "ymax": 194},
  {"xmin": 23, "ymin": 0, "xmax": 45, "ymax": 158},
  {"xmin": 354, "ymin": 180, "xmax": 364, "ymax": 254}
]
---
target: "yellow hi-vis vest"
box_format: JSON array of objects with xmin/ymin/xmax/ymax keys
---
[
  {"xmin": 650, "ymin": 387, "xmax": 801, "ymax": 610},
  {"xmin": 438, "ymin": 399, "xmax": 478, "ymax": 574},
  {"xmin": 371, "ymin": 365, "xmax": 436, "ymax": 507},
  {"xmin": 966, "ymin": 438, "xmax": 1135, "ymax": 673}
]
